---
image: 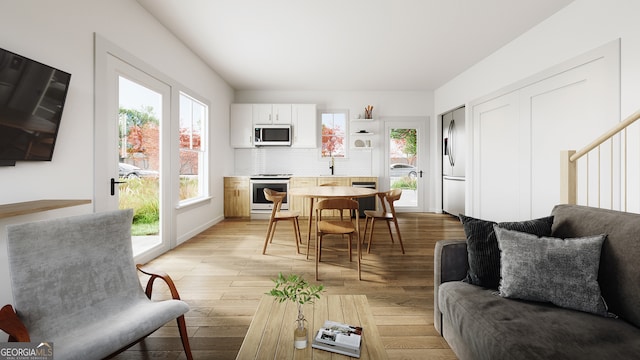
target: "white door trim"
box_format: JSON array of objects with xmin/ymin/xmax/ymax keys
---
[{"xmin": 94, "ymin": 34, "xmax": 176, "ymax": 264}]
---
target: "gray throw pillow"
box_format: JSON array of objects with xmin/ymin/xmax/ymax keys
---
[
  {"xmin": 459, "ymin": 215, "xmax": 554, "ymax": 290},
  {"xmin": 494, "ymin": 226, "xmax": 608, "ymax": 316}
]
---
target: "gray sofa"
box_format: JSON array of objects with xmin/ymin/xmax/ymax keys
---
[{"xmin": 434, "ymin": 204, "xmax": 640, "ymax": 359}]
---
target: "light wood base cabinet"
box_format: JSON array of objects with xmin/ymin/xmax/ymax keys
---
[
  {"xmin": 288, "ymin": 177, "xmax": 317, "ymax": 217},
  {"xmin": 224, "ymin": 176, "xmax": 377, "ymax": 218},
  {"xmin": 224, "ymin": 177, "xmax": 250, "ymax": 218}
]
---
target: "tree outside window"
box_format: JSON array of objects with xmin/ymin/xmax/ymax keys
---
[
  {"xmin": 321, "ymin": 111, "xmax": 347, "ymax": 157},
  {"xmin": 119, "ymin": 106, "xmax": 159, "ymax": 169},
  {"xmin": 390, "ymin": 128, "xmax": 417, "ymax": 165}
]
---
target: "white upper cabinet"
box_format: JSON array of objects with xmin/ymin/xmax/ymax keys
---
[
  {"xmin": 253, "ymin": 104, "xmax": 292, "ymax": 124},
  {"xmin": 230, "ymin": 104, "xmax": 254, "ymax": 148},
  {"xmin": 231, "ymin": 103, "xmax": 317, "ymax": 148},
  {"xmin": 291, "ymin": 104, "xmax": 317, "ymax": 148},
  {"xmin": 273, "ymin": 104, "xmax": 292, "ymax": 124}
]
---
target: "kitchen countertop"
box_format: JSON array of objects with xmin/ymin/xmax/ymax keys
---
[{"xmin": 226, "ymin": 175, "xmax": 376, "ymax": 178}]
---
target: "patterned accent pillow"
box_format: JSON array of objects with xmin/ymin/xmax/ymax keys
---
[
  {"xmin": 494, "ymin": 226, "xmax": 608, "ymax": 316},
  {"xmin": 459, "ymin": 214, "xmax": 554, "ymax": 289}
]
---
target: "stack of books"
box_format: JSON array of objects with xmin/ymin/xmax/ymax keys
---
[{"xmin": 311, "ymin": 320, "xmax": 363, "ymax": 358}]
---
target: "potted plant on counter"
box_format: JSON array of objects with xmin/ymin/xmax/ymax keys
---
[{"xmin": 267, "ymin": 273, "xmax": 325, "ymax": 349}]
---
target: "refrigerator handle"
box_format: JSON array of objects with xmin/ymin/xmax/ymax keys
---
[
  {"xmin": 446, "ymin": 122, "xmax": 451, "ymax": 164},
  {"xmin": 448, "ymin": 120, "xmax": 455, "ymax": 167}
]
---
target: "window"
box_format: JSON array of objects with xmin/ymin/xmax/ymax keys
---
[
  {"xmin": 321, "ymin": 110, "xmax": 347, "ymax": 157},
  {"xmin": 179, "ymin": 92, "xmax": 208, "ymax": 203}
]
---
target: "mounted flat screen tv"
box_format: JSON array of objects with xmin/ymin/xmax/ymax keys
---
[{"xmin": 0, "ymin": 47, "xmax": 71, "ymax": 166}]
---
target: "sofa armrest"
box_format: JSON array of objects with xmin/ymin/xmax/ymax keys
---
[
  {"xmin": 434, "ymin": 239, "xmax": 468, "ymax": 335},
  {"xmin": 136, "ymin": 264, "xmax": 183, "ymax": 301}
]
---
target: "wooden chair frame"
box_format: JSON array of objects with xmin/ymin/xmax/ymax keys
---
[
  {"xmin": 262, "ymin": 188, "xmax": 302, "ymax": 254},
  {"xmin": 314, "ymin": 198, "xmax": 361, "ymax": 281},
  {"xmin": 363, "ymin": 188, "xmax": 405, "ymax": 254}
]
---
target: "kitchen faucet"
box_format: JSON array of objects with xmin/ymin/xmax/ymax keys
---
[{"xmin": 329, "ymin": 156, "xmax": 335, "ymax": 175}]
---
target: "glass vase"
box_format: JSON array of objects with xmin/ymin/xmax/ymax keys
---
[
  {"xmin": 294, "ymin": 304, "xmax": 308, "ymax": 349},
  {"xmin": 294, "ymin": 325, "xmax": 308, "ymax": 349}
]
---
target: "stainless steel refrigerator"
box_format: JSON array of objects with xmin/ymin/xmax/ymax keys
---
[{"xmin": 442, "ymin": 107, "xmax": 465, "ymax": 216}]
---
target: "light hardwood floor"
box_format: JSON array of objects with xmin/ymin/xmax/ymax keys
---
[{"xmin": 115, "ymin": 212, "xmax": 465, "ymax": 360}]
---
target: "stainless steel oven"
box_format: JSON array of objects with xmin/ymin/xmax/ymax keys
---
[{"xmin": 250, "ymin": 175, "xmax": 291, "ymax": 213}]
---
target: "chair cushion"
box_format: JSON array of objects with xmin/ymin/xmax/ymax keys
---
[
  {"xmin": 275, "ymin": 210, "xmax": 300, "ymax": 219},
  {"xmin": 364, "ymin": 210, "xmax": 392, "ymax": 219},
  {"xmin": 318, "ymin": 220, "xmax": 356, "ymax": 234},
  {"xmin": 50, "ymin": 297, "xmax": 189, "ymax": 360}
]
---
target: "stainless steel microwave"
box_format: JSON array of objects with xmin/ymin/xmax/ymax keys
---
[{"xmin": 254, "ymin": 124, "xmax": 292, "ymax": 146}]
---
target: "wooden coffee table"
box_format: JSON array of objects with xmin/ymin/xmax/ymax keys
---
[{"xmin": 236, "ymin": 294, "xmax": 388, "ymax": 359}]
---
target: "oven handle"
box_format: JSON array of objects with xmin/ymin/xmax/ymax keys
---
[{"xmin": 250, "ymin": 179, "xmax": 291, "ymax": 183}]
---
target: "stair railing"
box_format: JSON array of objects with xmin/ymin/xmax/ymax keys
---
[{"xmin": 561, "ymin": 109, "xmax": 640, "ymax": 210}]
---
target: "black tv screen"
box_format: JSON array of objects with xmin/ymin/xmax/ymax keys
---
[{"xmin": 0, "ymin": 47, "xmax": 71, "ymax": 164}]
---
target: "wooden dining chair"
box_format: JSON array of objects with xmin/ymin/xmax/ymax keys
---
[
  {"xmin": 313, "ymin": 198, "xmax": 361, "ymax": 281},
  {"xmin": 319, "ymin": 181, "xmax": 348, "ymax": 218},
  {"xmin": 262, "ymin": 188, "xmax": 302, "ymax": 255},
  {"xmin": 363, "ymin": 188, "xmax": 405, "ymax": 254}
]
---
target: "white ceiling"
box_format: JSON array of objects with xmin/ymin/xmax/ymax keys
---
[{"xmin": 136, "ymin": 0, "xmax": 574, "ymax": 91}]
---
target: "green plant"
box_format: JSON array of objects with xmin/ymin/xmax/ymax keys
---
[
  {"xmin": 267, "ymin": 273, "xmax": 325, "ymax": 337},
  {"xmin": 267, "ymin": 273, "xmax": 324, "ymax": 305},
  {"xmin": 131, "ymin": 222, "xmax": 159, "ymax": 236},
  {"xmin": 391, "ymin": 177, "xmax": 417, "ymax": 190},
  {"xmin": 179, "ymin": 176, "xmax": 199, "ymax": 201},
  {"xmin": 119, "ymin": 177, "xmax": 160, "ymax": 235}
]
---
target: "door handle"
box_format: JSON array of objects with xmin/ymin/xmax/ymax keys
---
[
  {"xmin": 110, "ymin": 177, "xmax": 126, "ymax": 196},
  {"xmin": 419, "ymin": 170, "xmax": 424, "ymax": 178}
]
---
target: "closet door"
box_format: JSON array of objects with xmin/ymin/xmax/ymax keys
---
[
  {"xmin": 469, "ymin": 40, "xmax": 620, "ymax": 221},
  {"xmin": 471, "ymin": 92, "xmax": 522, "ymax": 221}
]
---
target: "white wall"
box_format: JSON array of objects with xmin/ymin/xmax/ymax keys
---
[
  {"xmin": 0, "ymin": 0, "xmax": 234, "ymax": 306},
  {"xmin": 434, "ymin": 0, "xmax": 640, "ymax": 214}
]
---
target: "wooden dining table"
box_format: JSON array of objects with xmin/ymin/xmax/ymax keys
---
[
  {"xmin": 288, "ymin": 185, "xmax": 378, "ymax": 244},
  {"xmin": 236, "ymin": 294, "xmax": 388, "ymax": 359}
]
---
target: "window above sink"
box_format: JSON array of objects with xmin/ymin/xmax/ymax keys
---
[{"xmin": 321, "ymin": 110, "xmax": 347, "ymax": 158}]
